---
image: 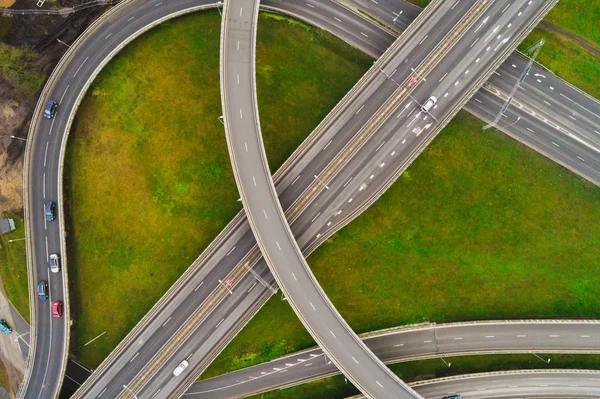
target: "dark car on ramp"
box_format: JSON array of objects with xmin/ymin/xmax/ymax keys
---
[
  {"xmin": 37, "ymin": 281, "xmax": 48, "ymax": 301},
  {"xmin": 44, "ymin": 201, "xmax": 56, "ymax": 222},
  {"xmin": 43, "ymin": 100, "xmax": 57, "ymax": 119}
]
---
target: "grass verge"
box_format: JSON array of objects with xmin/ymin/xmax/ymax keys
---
[
  {"xmin": 202, "ymin": 109, "xmax": 600, "ymax": 379},
  {"xmin": 0, "ymin": 213, "xmax": 29, "ymax": 322},
  {"xmin": 244, "ymin": 354, "xmax": 600, "ymax": 398},
  {"xmin": 64, "ymin": 11, "xmax": 371, "ymax": 367}
]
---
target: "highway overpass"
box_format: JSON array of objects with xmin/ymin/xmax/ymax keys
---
[
  {"xmin": 18, "ymin": 0, "xmax": 591, "ymax": 397},
  {"xmin": 347, "ymin": 370, "xmax": 600, "ymax": 399},
  {"xmin": 189, "ymin": 320, "xmax": 600, "ymax": 399}
]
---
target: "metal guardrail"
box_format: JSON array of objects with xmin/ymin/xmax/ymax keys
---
[{"xmin": 0, "ymin": 0, "xmax": 121, "ymax": 15}]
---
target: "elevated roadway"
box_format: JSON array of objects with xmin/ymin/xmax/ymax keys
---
[
  {"xmin": 189, "ymin": 320, "xmax": 600, "ymax": 399},
  {"xmin": 219, "ymin": 0, "xmax": 458, "ymax": 396},
  {"xmin": 348, "ymin": 370, "xmax": 600, "ymax": 399},
  {"xmin": 20, "ymin": 0, "xmax": 591, "ymax": 398}
]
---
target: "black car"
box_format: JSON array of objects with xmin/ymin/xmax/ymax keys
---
[
  {"xmin": 43, "ymin": 100, "xmax": 57, "ymax": 119},
  {"xmin": 37, "ymin": 281, "xmax": 48, "ymax": 301},
  {"xmin": 44, "ymin": 201, "xmax": 56, "ymax": 222}
]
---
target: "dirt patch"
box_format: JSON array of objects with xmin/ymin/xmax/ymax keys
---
[
  {"xmin": 0, "ymin": 0, "xmax": 16, "ymax": 7},
  {"xmin": 539, "ymin": 20, "xmax": 600, "ymax": 59},
  {"xmin": 0, "ymin": 1, "xmax": 107, "ymax": 214}
]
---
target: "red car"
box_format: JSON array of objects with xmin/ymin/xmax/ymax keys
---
[{"xmin": 52, "ymin": 301, "xmax": 62, "ymax": 318}]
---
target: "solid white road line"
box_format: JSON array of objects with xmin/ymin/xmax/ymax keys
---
[
  {"xmin": 59, "ymin": 85, "xmax": 69, "ymax": 105},
  {"xmin": 72, "ymin": 56, "xmax": 89, "ymax": 78},
  {"xmin": 44, "ymin": 142, "xmax": 49, "ymax": 167}
]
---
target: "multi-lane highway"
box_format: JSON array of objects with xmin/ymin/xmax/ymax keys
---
[
  {"xmin": 188, "ymin": 320, "xmax": 600, "ymax": 398},
  {"xmin": 347, "ymin": 370, "xmax": 600, "ymax": 399},
  {"xmin": 346, "ymin": 0, "xmax": 600, "ymax": 184},
  {"xmin": 19, "ymin": 0, "xmax": 594, "ymax": 398}
]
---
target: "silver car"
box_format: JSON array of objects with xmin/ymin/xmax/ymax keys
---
[
  {"xmin": 421, "ymin": 96, "xmax": 437, "ymax": 113},
  {"xmin": 49, "ymin": 254, "xmax": 61, "ymax": 273}
]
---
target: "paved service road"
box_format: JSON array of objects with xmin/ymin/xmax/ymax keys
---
[
  {"xmin": 22, "ymin": 0, "xmax": 592, "ymax": 398},
  {"xmin": 348, "ymin": 370, "xmax": 600, "ymax": 399},
  {"xmin": 188, "ymin": 320, "xmax": 600, "ymax": 399}
]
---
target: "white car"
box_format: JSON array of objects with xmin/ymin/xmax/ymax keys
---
[
  {"xmin": 421, "ymin": 96, "xmax": 437, "ymax": 113},
  {"xmin": 173, "ymin": 360, "xmax": 189, "ymax": 376},
  {"xmin": 49, "ymin": 254, "xmax": 60, "ymax": 273}
]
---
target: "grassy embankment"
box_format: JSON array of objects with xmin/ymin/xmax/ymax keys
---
[
  {"xmin": 64, "ymin": 11, "xmax": 371, "ymax": 367},
  {"xmin": 0, "ymin": 214, "xmax": 29, "ymax": 322}
]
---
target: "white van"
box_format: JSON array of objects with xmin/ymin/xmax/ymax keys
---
[
  {"xmin": 173, "ymin": 360, "xmax": 189, "ymax": 376},
  {"xmin": 421, "ymin": 96, "xmax": 437, "ymax": 113}
]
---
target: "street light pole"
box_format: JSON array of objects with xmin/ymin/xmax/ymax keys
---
[
  {"xmin": 10, "ymin": 135, "xmax": 27, "ymax": 142},
  {"xmin": 217, "ymin": 1, "xmax": 222, "ymax": 16},
  {"xmin": 122, "ymin": 385, "xmax": 138, "ymax": 399},
  {"xmin": 9, "ymin": 238, "xmax": 26, "ymax": 242}
]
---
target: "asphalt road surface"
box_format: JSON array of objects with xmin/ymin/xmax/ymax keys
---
[
  {"xmin": 349, "ymin": 370, "xmax": 600, "ymax": 399},
  {"xmin": 21, "ymin": 0, "xmax": 594, "ymax": 398},
  {"xmin": 188, "ymin": 320, "xmax": 600, "ymax": 398}
]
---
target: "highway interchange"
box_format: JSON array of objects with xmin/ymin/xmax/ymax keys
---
[{"xmin": 17, "ymin": 0, "xmax": 600, "ymax": 398}]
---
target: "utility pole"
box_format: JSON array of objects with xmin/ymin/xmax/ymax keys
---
[{"xmin": 483, "ymin": 38, "xmax": 545, "ymax": 131}]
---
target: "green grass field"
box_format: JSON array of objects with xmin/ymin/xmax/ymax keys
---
[
  {"xmin": 244, "ymin": 354, "xmax": 600, "ymax": 398},
  {"xmin": 202, "ymin": 109, "xmax": 600, "ymax": 380},
  {"xmin": 64, "ymin": 11, "xmax": 371, "ymax": 367},
  {"xmin": 0, "ymin": 213, "xmax": 29, "ymax": 322}
]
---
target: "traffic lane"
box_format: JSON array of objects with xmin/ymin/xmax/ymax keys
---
[
  {"xmin": 488, "ymin": 63, "xmax": 600, "ymax": 149},
  {"xmin": 493, "ymin": 52, "xmax": 600, "ymax": 131},
  {"xmin": 138, "ymin": 263, "xmax": 276, "ymax": 399},
  {"xmin": 49, "ymin": 1, "xmax": 568, "ymax": 398},
  {"xmin": 264, "ymin": 0, "xmax": 393, "ymax": 58},
  {"xmin": 346, "ymin": 0, "xmax": 421, "ymax": 32},
  {"xmin": 470, "ymin": 90, "xmax": 600, "ymax": 184},
  {"xmin": 26, "ymin": 98, "xmax": 69, "ymax": 399},
  {"xmin": 411, "ymin": 371, "xmax": 600, "ymax": 398}
]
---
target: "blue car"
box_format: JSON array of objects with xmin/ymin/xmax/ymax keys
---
[
  {"xmin": 43, "ymin": 100, "xmax": 57, "ymax": 119},
  {"xmin": 37, "ymin": 281, "xmax": 48, "ymax": 301},
  {"xmin": 0, "ymin": 320, "xmax": 11, "ymax": 336}
]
